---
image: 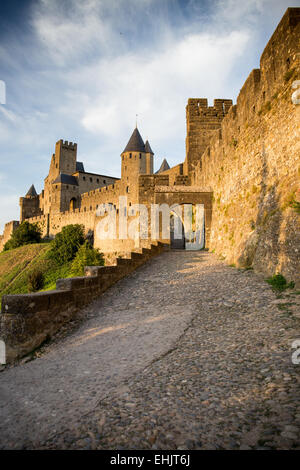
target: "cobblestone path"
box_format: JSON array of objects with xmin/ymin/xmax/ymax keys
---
[{"xmin": 0, "ymin": 251, "xmax": 299, "ymax": 449}]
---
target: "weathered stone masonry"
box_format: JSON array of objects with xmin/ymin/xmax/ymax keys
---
[{"xmin": 188, "ymin": 8, "xmax": 300, "ymax": 284}]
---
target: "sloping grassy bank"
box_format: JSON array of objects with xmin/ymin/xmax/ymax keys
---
[{"xmin": 0, "ymin": 243, "xmax": 73, "ymax": 306}]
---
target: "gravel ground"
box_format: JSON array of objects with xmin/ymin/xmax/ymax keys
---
[{"xmin": 0, "ymin": 251, "xmax": 299, "ymax": 450}]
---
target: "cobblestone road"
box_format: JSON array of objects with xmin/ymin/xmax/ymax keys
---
[{"xmin": 0, "ymin": 251, "xmax": 299, "ymax": 449}]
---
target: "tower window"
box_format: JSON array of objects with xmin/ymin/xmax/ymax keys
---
[{"xmin": 129, "ymin": 153, "xmax": 132, "ymax": 158}]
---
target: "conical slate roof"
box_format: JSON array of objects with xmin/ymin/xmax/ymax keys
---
[
  {"xmin": 123, "ymin": 127, "xmax": 145, "ymax": 153},
  {"xmin": 155, "ymin": 158, "xmax": 170, "ymax": 174},
  {"xmin": 145, "ymin": 140, "xmax": 154, "ymax": 154},
  {"xmin": 26, "ymin": 184, "xmax": 37, "ymax": 197}
]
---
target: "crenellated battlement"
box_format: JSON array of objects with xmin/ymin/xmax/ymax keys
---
[
  {"xmin": 185, "ymin": 97, "xmax": 233, "ymax": 173},
  {"xmin": 187, "ymin": 98, "xmax": 233, "ymax": 118},
  {"xmin": 56, "ymin": 139, "xmax": 77, "ymax": 150}
]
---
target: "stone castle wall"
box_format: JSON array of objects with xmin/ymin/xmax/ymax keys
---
[
  {"xmin": 0, "ymin": 221, "xmax": 20, "ymax": 252},
  {"xmin": 190, "ymin": 8, "xmax": 300, "ymax": 284}
]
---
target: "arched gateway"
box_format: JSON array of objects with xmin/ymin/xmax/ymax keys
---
[{"xmin": 169, "ymin": 204, "xmax": 205, "ymax": 250}]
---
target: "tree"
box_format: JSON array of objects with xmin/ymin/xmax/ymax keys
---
[
  {"xmin": 4, "ymin": 221, "xmax": 42, "ymax": 251},
  {"xmin": 48, "ymin": 224, "xmax": 85, "ymax": 265},
  {"xmin": 71, "ymin": 241, "xmax": 104, "ymax": 276},
  {"xmin": 28, "ymin": 270, "xmax": 44, "ymax": 292}
]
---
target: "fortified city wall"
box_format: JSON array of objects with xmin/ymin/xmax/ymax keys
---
[{"xmin": 189, "ymin": 8, "xmax": 300, "ymax": 284}]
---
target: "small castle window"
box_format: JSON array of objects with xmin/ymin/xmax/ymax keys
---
[
  {"xmin": 103, "ymin": 179, "xmax": 106, "ymax": 184},
  {"xmin": 90, "ymin": 206, "xmax": 92, "ymax": 211},
  {"xmin": 126, "ymin": 186, "xmax": 129, "ymax": 193},
  {"xmin": 56, "ymin": 164, "xmax": 58, "ymax": 169},
  {"xmin": 139, "ymin": 154, "xmax": 141, "ymax": 159},
  {"xmin": 97, "ymin": 178, "xmax": 99, "ymax": 183},
  {"xmin": 66, "ymin": 185, "xmax": 69, "ymax": 189},
  {"xmin": 90, "ymin": 177, "xmax": 93, "ymax": 182},
  {"xmin": 129, "ymin": 153, "xmax": 132, "ymax": 158},
  {"xmin": 83, "ymin": 176, "xmax": 86, "ymax": 181}
]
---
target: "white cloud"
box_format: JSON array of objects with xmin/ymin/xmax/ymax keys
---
[{"xmin": 80, "ymin": 30, "xmax": 249, "ymax": 143}]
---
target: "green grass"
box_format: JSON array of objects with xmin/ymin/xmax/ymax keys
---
[
  {"xmin": 0, "ymin": 243, "xmax": 73, "ymax": 307},
  {"xmin": 266, "ymin": 273, "xmax": 295, "ymax": 291}
]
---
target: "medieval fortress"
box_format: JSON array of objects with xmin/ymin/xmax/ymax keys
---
[{"xmin": 1, "ymin": 8, "xmax": 299, "ymax": 282}]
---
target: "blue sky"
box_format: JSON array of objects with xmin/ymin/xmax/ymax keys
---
[{"xmin": 0, "ymin": 0, "xmax": 297, "ymax": 231}]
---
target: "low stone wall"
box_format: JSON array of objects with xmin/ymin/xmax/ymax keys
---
[{"xmin": 0, "ymin": 242, "xmax": 167, "ymax": 363}]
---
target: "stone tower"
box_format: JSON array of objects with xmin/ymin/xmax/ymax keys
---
[
  {"xmin": 184, "ymin": 98, "xmax": 233, "ymax": 174},
  {"xmin": 19, "ymin": 184, "xmax": 42, "ymax": 221},
  {"xmin": 121, "ymin": 127, "xmax": 154, "ymax": 199},
  {"xmin": 44, "ymin": 140, "xmax": 78, "ymax": 214}
]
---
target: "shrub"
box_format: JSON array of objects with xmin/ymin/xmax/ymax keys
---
[
  {"xmin": 28, "ymin": 269, "xmax": 44, "ymax": 292},
  {"xmin": 48, "ymin": 224, "xmax": 85, "ymax": 265},
  {"xmin": 266, "ymin": 273, "xmax": 295, "ymax": 291},
  {"xmin": 4, "ymin": 221, "xmax": 42, "ymax": 251},
  {"xmin": 71, "ymin": 241, "xmax": 104, "ymax": 276}
]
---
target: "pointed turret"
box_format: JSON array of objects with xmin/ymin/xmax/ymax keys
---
[
  {"xmin": 122, "ymin": 127, "xmax": 145, "ymax": 153},
  {"xmin": 156, "ymin": 158, "xmax": 170, "ymax": 173},
  {"xmin": 145, "ymin": 140, "xmax": 154, "ymax": 155},
  {"xmin": 25, "ymin": 184, "xmax": 38, "ymax": 197}
]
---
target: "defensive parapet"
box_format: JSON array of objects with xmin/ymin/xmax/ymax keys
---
[
  {"xmin": 189, "ymin": 7, "xmax": 300, "ymax": 283},
  {"xmin": 185, "ymin": 98, "xmax": 233, "ymax": 174},
  {"xmin": 59, "ymin": 140, "xmax": 77, "ymax": 151}
]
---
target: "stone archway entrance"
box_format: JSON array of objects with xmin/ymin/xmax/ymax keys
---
[
  {"xmin": 170, "ymin": 212, "xmax": 185, "ymax": 249},
  {"xmin": 169, "ymin": 204, "xmax": 205, "ymax": 250}
]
